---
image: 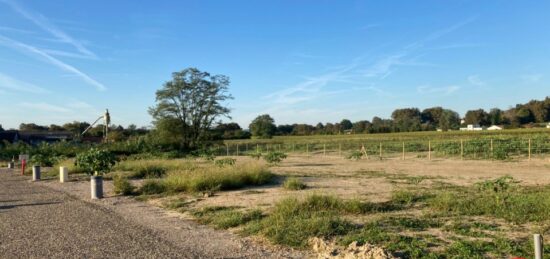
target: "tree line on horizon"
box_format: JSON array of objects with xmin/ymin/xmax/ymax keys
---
[
  {"xmin": 3, "ymin": 96, "xmax": 548, "ymax": 141},
  {"xmin": 1, "ymin": 66, "xmax": 549, "ymax": 146},
  {"xmin": 247, "ymin": 97, "xmax": 550, "ymax": 138}
]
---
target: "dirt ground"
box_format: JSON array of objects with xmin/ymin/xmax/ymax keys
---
[{"xmin": 178, "ymin": 155, "xmax": 550, "ymax": 210}]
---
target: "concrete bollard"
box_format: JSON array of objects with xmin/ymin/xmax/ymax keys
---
[
  {"xmin": 7, "ymin": 162, "xmax": 14, "ymax": 169},
  {"xmin": 534, "ymin": 234, "xmax": 543, "ymax": 259},
  {"xmin": 32, "ymin": 165, "xmax": 41, "ymax": 181},
  {"xmin": 90, "ymin": 176, "xmax": 103, "ymax": 199},
  {"xmin": 59, "ymin": 167, "xmax": 68, "ymax": 183}
]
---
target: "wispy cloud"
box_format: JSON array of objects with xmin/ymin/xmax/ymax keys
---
[
  {"xmin": 42, "ymin": 49, "xmax": 97, "ymax": 60},
  {"xmin": 431, "ymin": 43, "xmax": 483, "ymax": 50},
  {"xmin": 0, "ymin": 34, "xmax": 107, "ymax": 91},
  {"xmin": 467, "ymin": 75, "xmax": 485, "ymax": 86},
  {"xmin": 19, "ymin": 102, "xmax": 71, "ymax": 113},
  {"xmin": 0, "ymin": 25, "xmax": 34, "ymax": 34},
  {"xmin": 0, "ymin": 0, "xmax": 97, "ymax": 59},
  {"xmin": 264, "ymin": 62, "xmax": 358, "ymax": 105},
  {"xmin": 0, "ymin": 72, "xmax": 49, "ymax": 94},
  {"xmin": 362, "ymin": 16, "xmax": 478, "ymax": 80},
  {"xmin": 417, "ymin": 85, "xmax": 460, "ymax": 95},
  {"xmin": 521, "ymin": 73, "xmax": 542, "ymax": 83}
]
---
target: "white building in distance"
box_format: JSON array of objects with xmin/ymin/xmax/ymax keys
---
[{"xmin": 460, "ymin": 124, "xmax": 484, "ymax": 131}]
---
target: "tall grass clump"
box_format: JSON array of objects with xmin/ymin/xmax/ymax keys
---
[
  {"xmin": 113, "ymin": 159, "xmax": 195, "ymax": 179},
  {"xmin": 163, "ymin": 162, "xmax": 274, "ymax": 193},
  {"xmin": 113, "ymin": 174, "xmax": 136, "ymax": 195},
  {"xmin": 139, "ymin": 179, "xmax": 167, "ymax": 195},
  {"xmin": 283, "ymin": 177, "xmax": 307, "ymax": 190},
  {"xmin": 244, "ymin": 195, "xmax": 356, "ymax": 247},
  {"xmin": 428, "ymin": 176, "xmax": 550, "ymax": 223},
  {"xmin": 192, "ymin": 206, "xmax": 263, "ymax": 229}
]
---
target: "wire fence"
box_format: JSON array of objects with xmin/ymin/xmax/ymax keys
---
[{"xmin": 215, "ymin": 137, "xmax": 550, "ymax": 161}]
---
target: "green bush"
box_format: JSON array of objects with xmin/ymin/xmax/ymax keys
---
[
  {"xmin": 283, "ymin": 177, "xmax": 307, "ymax": 190},
  {"xmin": 346, "ymin": 150, "xmax": 363, "ymax": 160},
  {"xmin": 263, "ymin": 151, "xmax": 287, "ymax": 164},
  {"xmin": 113, "ymin": 174, "xmax": 136, "ymax": 195},
  {"xmin": 249, "ymin": 152, "xmax": 262, "ymax": 160},
  {"xmin": 75, "ymin": 148, "xmax": 117, "ymax": 176}
]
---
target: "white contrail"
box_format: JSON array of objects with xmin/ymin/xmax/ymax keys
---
[
  {"xmin": 0, "ymin": 0, "xmax": 98, "ymax": 59},
  {"xmin": 0, "ymin": 34, "xmax": 106, "ymax": 91}
]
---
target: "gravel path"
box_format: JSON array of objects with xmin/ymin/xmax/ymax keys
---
[{"xmin": 0, "ymin": 169, "xmax": 307, "ymax": 258}]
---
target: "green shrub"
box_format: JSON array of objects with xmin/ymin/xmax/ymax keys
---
[
  {"xmin": 263, "ymin": 151, "xmax": 287, "ymax": 164},
  {"xmin": 30, "ymin": 154, "xmax": 62, "ymax": 167},
  {"xmin": 283, "ymin": 177, "xmax": 307, "ymax": 190},
  {"xmin": 139, "ymin": 179, "xmax": 167, "ymax": 195},
  {"xmin": 249, "ymin": 152, "xmax": 262, "ymax": 160},
  {"xmin": 346, "ymin": 150, "xmax": 363, "ymax": 160},
  {"xmin": 75, "ymin": 148, "xmax": 117, "ymax": 176},
  {"xmin": 113, "ymin": 174, "xmax": 136, "ymax": 195},
  {"xmin": 214, "ymin": 158, "xmax": 236, "ymax": 167}
]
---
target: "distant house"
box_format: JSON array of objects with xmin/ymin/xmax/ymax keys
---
[
  {"xmin": 487, "ymin": 125, "xmax": 503, "ymax": 131},
  {"xmin": 460, "ymin": 124, "xmax": 483, "ymax": 131},
  {"xmin": 343, "ymin": 129, "xmax": 353, "ymax": 135}
]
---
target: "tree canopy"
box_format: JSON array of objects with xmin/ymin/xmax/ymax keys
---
[
  {"xmin": 149, "ymin": 68, "xmax": 232, "ymax": 149},
  {"xmin": 249, "ymin": 114, "xmax": 276, "ymax": 139}
]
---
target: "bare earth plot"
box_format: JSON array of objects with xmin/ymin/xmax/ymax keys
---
[
  {"xmin": 190, "ymin": 156, "xmax": 550, "ymax": 208},
  {"xmin": 0, "ymin": 169, "xmax": 305, "ymax": 259}
]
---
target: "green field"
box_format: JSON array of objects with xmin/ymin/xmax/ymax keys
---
[{"xmin": 219, "ymin": 128, "xmax": 550, "ymax": 161}]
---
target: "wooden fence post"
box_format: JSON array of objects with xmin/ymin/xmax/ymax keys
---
[
  {"xmin": 529, "ymin": 139, "xmax": 531, "ymax": 161},
  {"xmin": 460, "ymin": 139, "xmax": 464, "ymax": 160},
  {"xmin": 256, "ymin": 144, "xmax": 259, "ymax": 153},
  {"xmin": 306, "ymin": 144, "xmax": 309, "ymax": 157},
  {"xmin": 379, "ymin": 142, "xmax": 382, "ymax": 159},
  {"xmin": 323, "ymin": 144, "xmax": 326, "ymax": 157},
  {"xmin": 226, "ymin": 144, "xmax": 229, "ymax": 156},
  {"xmin": 534, "ymin": 234, "xmax": 543, "ymax": 259},
  {"xmin": 490, "ymin": 139, "xmax": 494, "ymax": 160},
  {"xmin": 246, "ymin": 143, "xmax": 248, "ymax": 152},
  {"xmin": 339, "ymin": 143, "xmax": 342, "ymax": 157},
  {"xmin": 292, "ymin": 143, "xmax": 295, "ymax": 153}
]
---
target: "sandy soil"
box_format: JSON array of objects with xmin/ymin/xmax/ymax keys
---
[{"xmin": 183, "ymin": 155, "xmax": 550, "ymax": 210}]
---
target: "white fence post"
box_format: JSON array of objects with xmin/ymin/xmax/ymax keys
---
[{"xmin": 534, "ymin": 234, "xmax": 543, "ymax": 259}]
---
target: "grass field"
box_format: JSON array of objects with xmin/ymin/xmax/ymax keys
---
[{"xmin": 110, "ymin": 153, "xmax": 550, "ymax": 258}]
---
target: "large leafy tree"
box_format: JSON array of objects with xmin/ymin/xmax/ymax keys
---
[
  {"xmin": 149, "ymin": 68, "xmax": 232, "ymax": 149},
  {"xmin": 464, "ymin": 109, "xmax": 489, "ymax": 126},
  {"xmin": 249, "ymin": 114, "xmax": 276, "ymax": 139}
]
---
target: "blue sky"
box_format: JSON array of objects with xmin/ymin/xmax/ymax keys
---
[{"xmin": 0, "ymin": 0, "xmax": 549, "ymax": 129}]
